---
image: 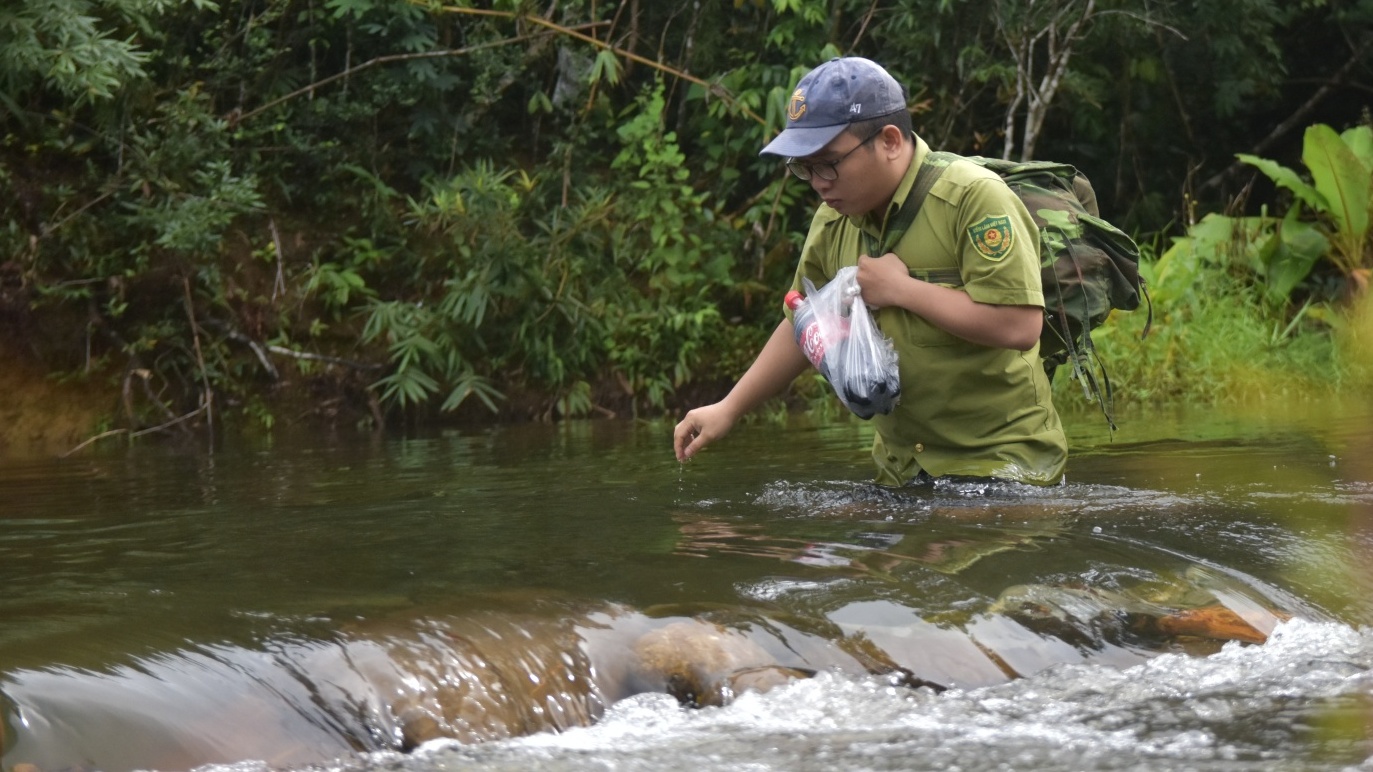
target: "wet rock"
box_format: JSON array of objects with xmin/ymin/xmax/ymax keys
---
[{"xmin": 629, "ymin": 619, "xmax": 811, "ymax": 707}]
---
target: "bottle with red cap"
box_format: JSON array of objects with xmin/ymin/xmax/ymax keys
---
[
  {"xmin": 785, "ymin": 290, "xmax": 821, "ymax": 374},
  {"xmin": 785, "ymin": 289, "xmax": 846, "ymax": 381},
  {"xmin": 785, "ymin": 276, "xmax": 900, "ymax": 420}
]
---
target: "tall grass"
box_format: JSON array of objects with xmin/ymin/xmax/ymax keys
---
[
  {"xmin": 1055, "ymin": 273, "xmax": 1350, "ymax": 417},
  {"xmin": 1337, "ymin": 290, "xmax": 1373, "ymax": 388}
]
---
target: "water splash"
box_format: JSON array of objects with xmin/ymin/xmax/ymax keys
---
[{"xmin": 388, "ymin": 619, "xmax": 1373, "ymax": 772}]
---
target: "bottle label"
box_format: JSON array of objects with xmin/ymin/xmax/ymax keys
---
[{"xmin": 798, "ymin": 322, "xmax": 826, "ymax": 369}]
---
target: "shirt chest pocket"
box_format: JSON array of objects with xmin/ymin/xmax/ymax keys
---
[{"xmin": 879, "ymin": 224, "xmax": 963, "ymax": 348}]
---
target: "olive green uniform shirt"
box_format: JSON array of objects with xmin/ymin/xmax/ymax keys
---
[{"xmin": 789, "ymin": 136, "xmax": 1068, "ymax": 486}]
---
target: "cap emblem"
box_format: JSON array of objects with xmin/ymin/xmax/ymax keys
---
[{"xmin": 787, "ymin": 88, "xmax": 807, "ymax": 122}]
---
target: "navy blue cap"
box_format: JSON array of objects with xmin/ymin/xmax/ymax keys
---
[{"xmin": 759, "ymin": 57, "xmax": 907, "ymax": 158}]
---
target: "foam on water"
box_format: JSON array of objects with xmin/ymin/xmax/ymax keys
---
[
  {"xmin": 303, "ymin": 619, "xmax": 1373, "ymax": 772},
  {"xmin": 750, "ymin": 476, "xmax": 1228, "ymax": 524}
]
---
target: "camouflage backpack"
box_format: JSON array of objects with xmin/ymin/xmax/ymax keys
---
[{"xmin": 890, "ymin": 151, "xmax": 1150, "ymax": 429}]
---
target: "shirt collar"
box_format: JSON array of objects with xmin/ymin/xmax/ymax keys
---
[{"xmin": 853, "ymin": 133, "xmax": 932, "ymax": 240}]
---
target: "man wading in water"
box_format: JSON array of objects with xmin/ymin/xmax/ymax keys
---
[{"xmin": 673, "ymin": 57, "xmax": 1067, "ymax": 486}]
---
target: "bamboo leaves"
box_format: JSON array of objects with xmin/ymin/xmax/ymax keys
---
[
  {"xmin": 588, "ymin": 49, "xmax": 622, "ymax": 86},
  {"xmin": 0, "ymin": 0, "xmax": 152, "ymax": 103}
]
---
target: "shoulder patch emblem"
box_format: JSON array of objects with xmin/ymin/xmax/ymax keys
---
[{"xmin": 967, "ymin": 215, "xmax": 1015, "ymax": 261}]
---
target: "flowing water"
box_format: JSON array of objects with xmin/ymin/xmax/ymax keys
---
[{"xmin": 3, "ymin": 398, "xmax": 1373, "ymax": 772}]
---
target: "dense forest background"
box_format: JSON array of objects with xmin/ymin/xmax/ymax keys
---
[{"xmin": 2, "ymin": 0, "xmax": 1371, "ymax": 444}]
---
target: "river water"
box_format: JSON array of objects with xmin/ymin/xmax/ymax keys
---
[{"xmin": 2, "ymin": 398, "xmax": 1373, "ymax": 771}]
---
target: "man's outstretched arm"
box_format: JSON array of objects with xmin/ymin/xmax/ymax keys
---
[{"xmin": 673, "ymin": 318, "xmax": 811, "ymax": 462}]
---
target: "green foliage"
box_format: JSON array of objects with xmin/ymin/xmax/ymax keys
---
[
  {"xmin": 1238, "ymin": 124, "xmax": 1372, "ymax": 279},
  {"xmin": 605, "ymin": 303, "xmax": 723, "ymax": 418},
  {"xmin": 1077, "ymin": 162, "xmax": 1358, "ymax": 411},
  {"xmin": 2, "ymin": 0, "xmax": 1371, "ymax": 436},
  {"xmin": 0, "ymin": 0, "xmax": 152, "ymax": 105},
  {"xmin": 1150, "ymin": 213, "xmax": 1328, "ymax": 312},
  {"xmin": 1137, "ymin": 122, "xmax": 1373, "ymax": 329},
  {"xmin": 361, "ymin": 296, "xmax": 503, "ymax": 412},
  {"xmin": 611, "ymin": 83, "xmax": 732, "ymax": 293},
  {"xmin": 1336, "ymin": 290, "xmax": 1373, "ymax": 388},
  {"xmin": 338, "ymin": 121, "xmax": 744, "ymax": 418},
  {"xmin": 1067, "ymin": 271, "xmax": 1343, "ymax": 409},
  {"xmin": 306, "ymin": 252, "xmax": 376, "ymax": 313},
  {"xmin": 145, "ymin": 160, "xmax": 264, "ymax": 254}
]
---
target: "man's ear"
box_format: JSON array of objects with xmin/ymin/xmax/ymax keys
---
[{"xmin": 879, "ymin": 124, "xmax": 905, "ymax": 157}]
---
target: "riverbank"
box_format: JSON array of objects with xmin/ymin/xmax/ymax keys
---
[
  {"xmin": 5, "ymin": 288, "xmax": 1367, "ymax": 461},
  {"xmin": 0, "ymin": 332, "xmax": 741, "ymax": 460},
  {"xmin": 0, "ymin": 339, "xmax": 115, "ymax": 458}
]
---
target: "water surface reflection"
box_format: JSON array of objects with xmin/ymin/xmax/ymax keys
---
[{"xmin": 1, "ymin": 400, "xmax": 1371, "ymax": 770}]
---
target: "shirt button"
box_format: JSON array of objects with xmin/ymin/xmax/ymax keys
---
[{"xmin": 914, "ymin": 443, "xmax": 925, "ymax": 453}]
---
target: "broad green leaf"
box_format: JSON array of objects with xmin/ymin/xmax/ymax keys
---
[
  {"xmin": 1263, "ymin": 212, "xmax": 1327, "ymax": 304},
  {"xmin": 1341, "ymin": 125, "xmax": 1373, "ymax": 174},
  {"xmin": 527, "ymin": 91, "xmax": 553, "ymax": 115},
  {"xmin": 1303, "ymin": 124, "xmax": 1370, "ymax": 242},
  {"xmin": 1236, "ymin": 153, "xmax": 1326, "ymax": 213}
]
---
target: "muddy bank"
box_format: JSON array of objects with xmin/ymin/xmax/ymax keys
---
[
  {"xmin": 0, "ymin": 340, "xmax": 115, "ymax": 459},
  {"xmin": 0, "ymin": 335, "xmax": 736, "ymax": 460}
]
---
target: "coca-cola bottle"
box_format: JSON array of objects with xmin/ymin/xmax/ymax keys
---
[
  {"xmin": 786, "ymin": 269, "xmax": 900, "ymax": 420},
  {"xmin": 786, "ymin": 290, "xmax": 836, "ymax": 380}
]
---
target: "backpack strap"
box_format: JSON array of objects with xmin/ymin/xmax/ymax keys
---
[
  {"xmin": 863, "ymin": 151, "xmax": 958, "ymax": 260},
  {"xmin": 1054, "ymin": 240, "xmax": 1121, "ymax": 433}
]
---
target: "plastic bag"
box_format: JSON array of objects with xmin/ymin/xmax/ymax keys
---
[{"xmin": 785, "ymin": 266, "xmax": 901, "ymax": 419}]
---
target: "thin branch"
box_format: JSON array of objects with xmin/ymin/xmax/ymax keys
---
[
  {"xmin": 1286, "ymin": 77, "xmax": 1373, "ymax": 97},
  {"xmin": 61, "ymin": 429, "xmax": 128, "ymax": 458},
  {"xmin": 1094, "ymin": 9, "xmax": 1187, "ymax": 41},
  {"xmin": 1200, "ymin": 35, "xmax": 1373, "ymax": 193},
  {"xmin": 1022, "ymin": 0, "xmax": 1095, "ymax": 161},
  {"xmin": 41, "ymin": 188, "xmax": 116, "ymax": 237},
  {"xmin": 60, "ymin": 404, "xmax": 209, "ymax": 457},
  {"xmin": 245, "ymin": 336, "xmax": 280, "ymax": 380},
  {"xmin": 210, "ymin": 320, "xmax": 384, "ymax": 373},
  {"xmin": 236, "ymin": 5, "xmax": 765, "ymax": 132},
  {"xmin": 998, "ymin": 15, "xmax": 1027, "ymax": 160},
  {"xmin": 269, "ymin": 217, "xmax": 286, "ymax": 302},
  {"xmin": 130, "ymin": 405, "xmax": 209, "ymax": 439},
  {"xmin": 1159, "ymin": 26, "xmax": 1197, "ymax": 148},
  {"xmin": 435, "ymin": 4, "xmax": 767, "ymax": 126},
  {"xmin": 182, "ymin": 276, "xmax": 215, "ymax": 447},
  {"xmin": 136, "ymin": 367, "xmax": 183, "ymax": 427},
  {"xmin": 235, "ymin": 34, "xmax": 537, "ymax": 123},
  {"xmin": 264, "ymin": 343, "xmax": 384, "ymax": 370},
  {"xmin": 851, "ymin": 0, "xmax": 881, "ymax": 49}
]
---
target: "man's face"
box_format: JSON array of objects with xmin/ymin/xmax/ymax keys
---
[{"xmin": 789, "ymin": 128, "xmax": 886, "ymax": 217}]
